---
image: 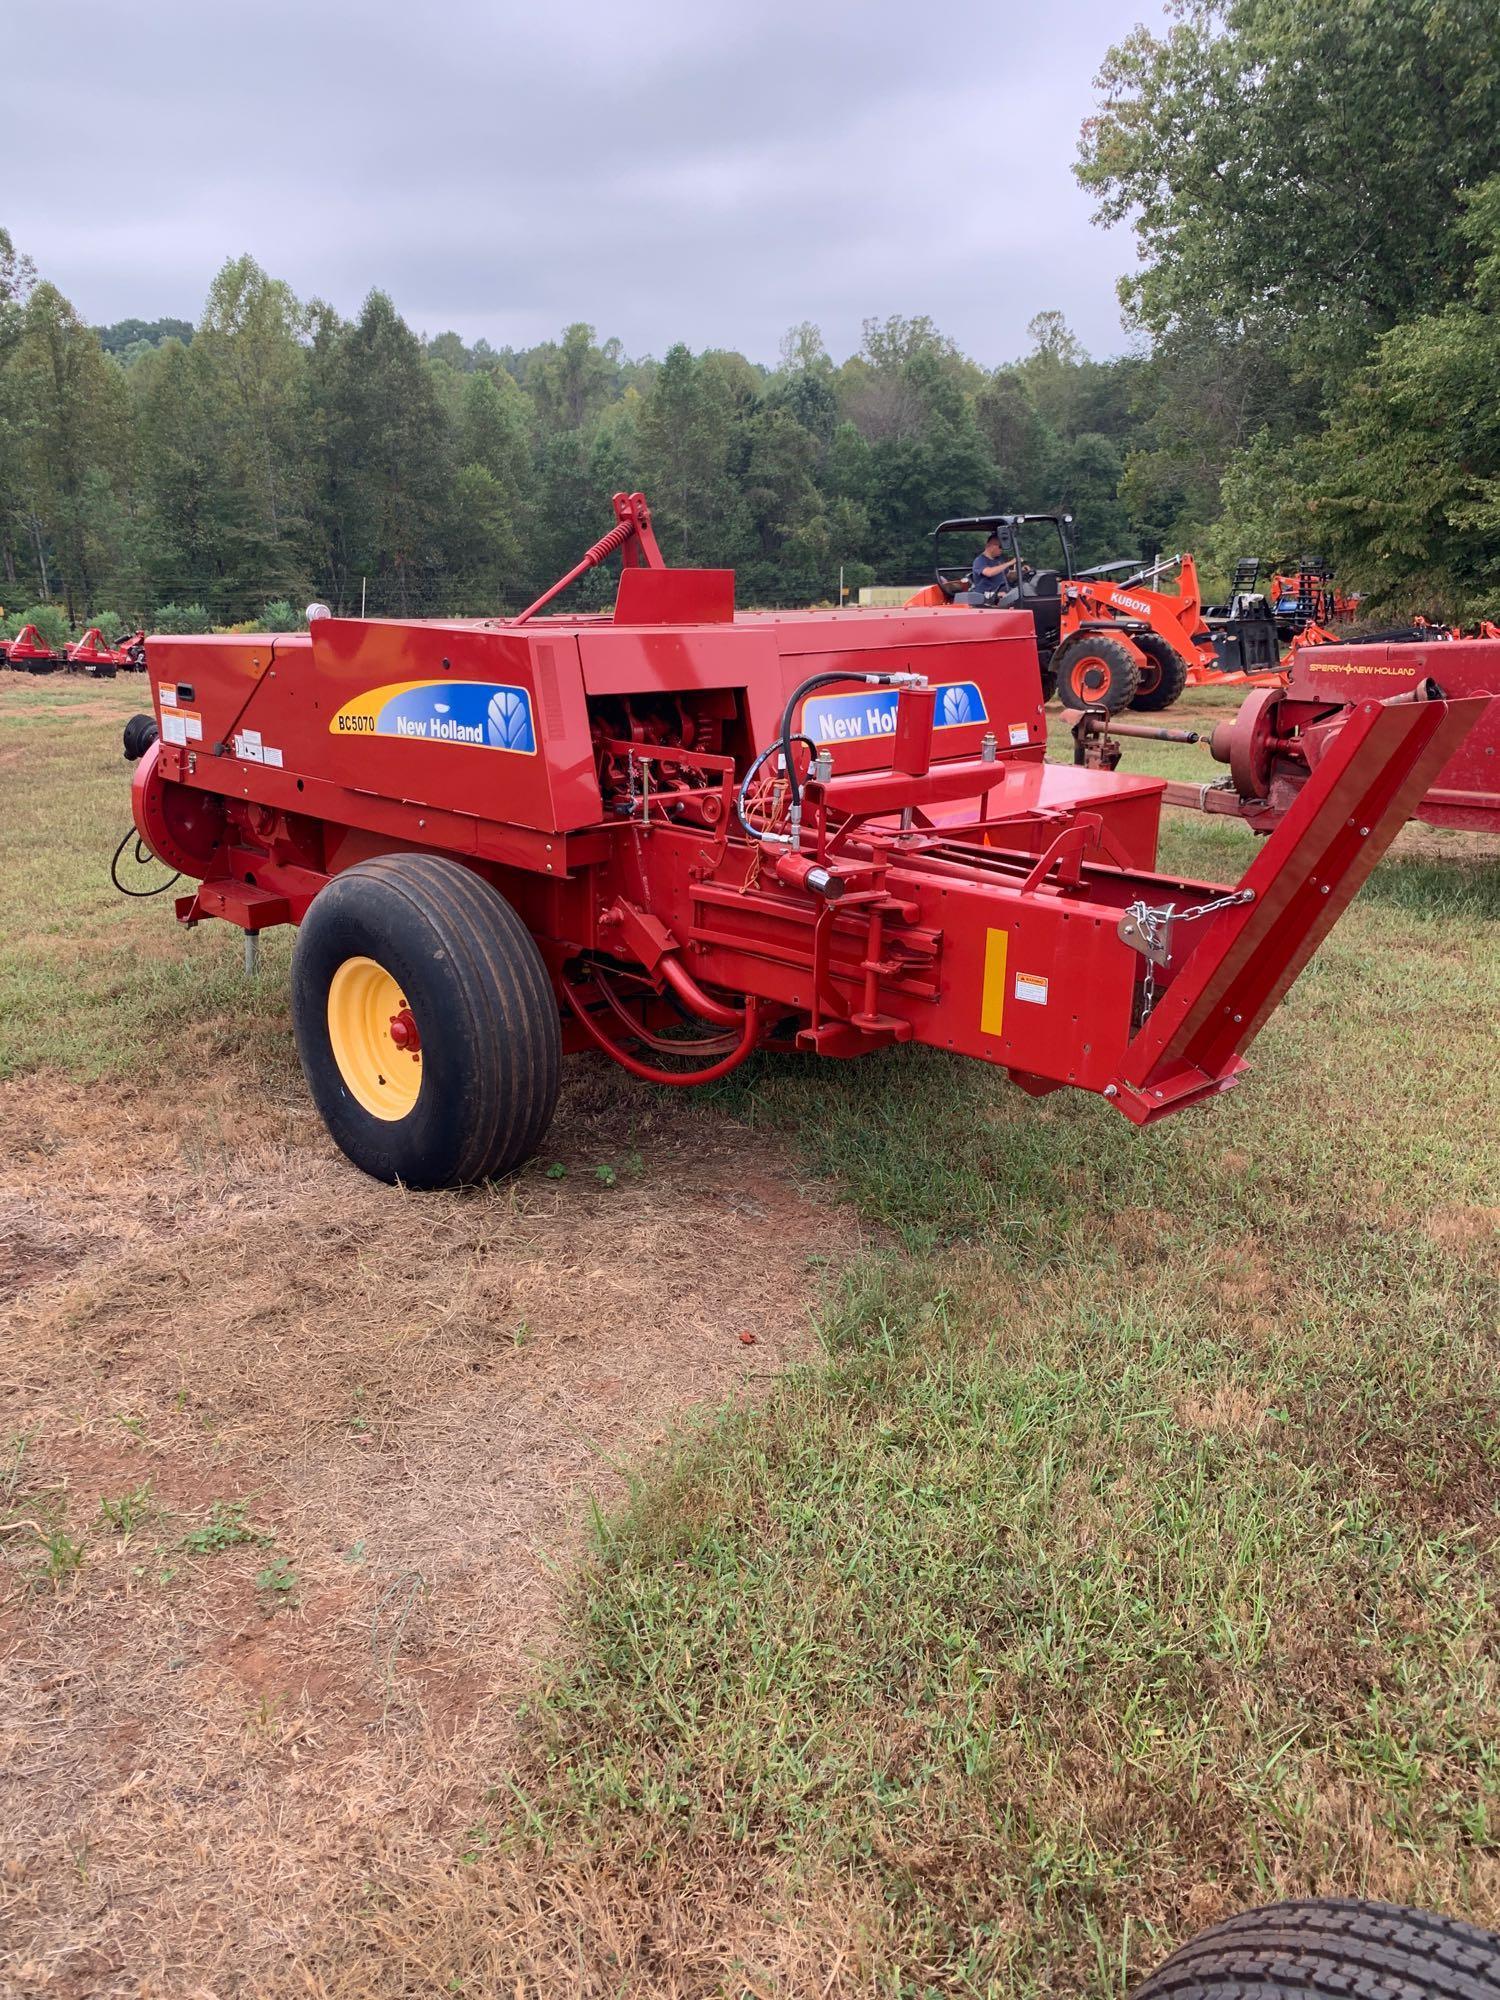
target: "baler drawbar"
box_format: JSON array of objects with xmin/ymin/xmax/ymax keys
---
[{"xmin": 122, "ymin": 494, "xmax": 1481, "ymax": 1186}]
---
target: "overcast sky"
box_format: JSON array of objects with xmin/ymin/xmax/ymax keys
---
[{"xmin": 9, "ymin": 0, "xmax": 1150, "ymax": 369}]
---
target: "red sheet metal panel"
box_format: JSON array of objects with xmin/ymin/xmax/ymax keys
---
[{"xmin": 1289, "ymin": 637, "xmax": 1499, "ymax": 830}]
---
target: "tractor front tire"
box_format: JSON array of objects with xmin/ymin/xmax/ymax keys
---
[
  {"xmin": 1053, "ymin": 633, "xmax": 1141, "ymax": 713},
  {"xmin": 292, "ymin": 853, "xmax": 561, "ymax": 1189},
  {"xmin": 1127, "ymin": 1898, "xmax": 1500, "ymax": 2000},
  {"xmin": 1128, "ymin": 633, "xmax": 1191, "ymax": 713}
]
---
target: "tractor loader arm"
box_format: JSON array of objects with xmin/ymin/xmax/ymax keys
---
[{"xmin": 1111, "ymin": 689, "xmax": 1484, "ymax": 1121}]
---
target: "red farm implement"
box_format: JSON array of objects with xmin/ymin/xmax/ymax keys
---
[
  {"xmin": 120, "ymin": 494, "xmax": 1482, "ymax": 1187},
  {"xmin": 1146, "ymin": 636, "xmax": 1500, "ymax": 835},
  {"xmin": 4, "ymin": 623, "xmax": 64, "ymax": 671},
  {"xmin": 66, "ymin": 626, "xmax": 146, "ymax": 676}
]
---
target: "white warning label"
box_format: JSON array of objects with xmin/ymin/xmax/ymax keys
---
[
  {"xmin": 1008, "ymin": 722, "xmax": 1029, "ymax": 746},
  {"xmin": 1014, "ymin": 973, "xmax": 1049, "ymax": 1006}
]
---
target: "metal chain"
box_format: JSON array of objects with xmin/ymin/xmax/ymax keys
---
[
  {"xmin": 1172, "ymin": 888, "xmax": 1257, "ymax": 927},
  {"xmin": 1126, "ymin": 888, "xmax": 1255, "ymax": 1024}
]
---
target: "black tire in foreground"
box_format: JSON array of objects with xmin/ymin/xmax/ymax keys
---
[
  {"xmin": 1128, "ymin": 632, "xmax": 1192, "ymax": 713},
  {"xmin": 292, "ymin": 853, "xmax": 561, "ymax": 1188},
  {"xmin": 1128, "ymin": 1898, "xmax": 1500, "ymax": 2000},
  {"xmin": 1052, "ymin": 632, "xmax": 1142, "ymax": 712}
]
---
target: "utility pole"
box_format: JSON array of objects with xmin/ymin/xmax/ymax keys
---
[{"xmin": 360, "ymin": 576, "xmax": 367, "ymax": 618}]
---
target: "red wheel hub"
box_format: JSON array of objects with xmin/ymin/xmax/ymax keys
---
[{"xmin": 388, "ymin": 1007, "xmax": 421, "ymax": 1056}]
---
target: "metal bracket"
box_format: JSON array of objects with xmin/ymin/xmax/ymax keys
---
[{"xmin": 1117, "ymin": 904, "xmax": 1173, "ymax": 966}]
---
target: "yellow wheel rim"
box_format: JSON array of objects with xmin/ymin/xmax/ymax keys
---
[{"xmin": 326, "ymin": 956, "xmax": 423, "ymax": 1121}]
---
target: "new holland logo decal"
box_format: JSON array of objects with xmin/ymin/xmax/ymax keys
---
[
  {"xmin": 803, "ymin": 680, "xmax": 988, "ymax": 744},
  {"xmin": 330, "ymin": 680, "xmax": 537, "ymax": 753}
]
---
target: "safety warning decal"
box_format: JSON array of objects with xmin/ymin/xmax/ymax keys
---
[
  {"xmin": 233, "ymin": 729, "xmax": 284, "ymax": 768},
  {"xmin": 803, "ymin": 679, "xmax": 988, "ymax": 744},
  {"xmin": 1014, "ymin": 972, "xmax": 1049, "ymax": 1006},
  {"xmin": 329, "ymin": 680, "xmax": 537, "ymax": 754},
  {"xmin": 160, "ymin": 709, "xmax": 203, "ymax": 747}
]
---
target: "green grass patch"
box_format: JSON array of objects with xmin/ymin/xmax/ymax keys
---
[
  {"xmin": 501, "ymin": 702, "xmax": 1498, "ymax": 1989},
  {"xmin": 0, "ymin": 676, "xmax": 297, "ymax": 1083}
]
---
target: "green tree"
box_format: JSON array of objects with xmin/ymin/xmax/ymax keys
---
[
  {"xmin": 190, "ymin": 256, "xmax": 311, "ymax": 604},
  {"xmin": 314, "ymin": 291, "xmax": 451, "ymax": 614},
  {"xmin": 1253, "ymin": 177, "xmax": 1500, "ymax": 619},
  {"xmin": 975, "ymin": 369, "xmax": 1055, "ymax": 505},
  {"xmin": 13, "ymin": 282, "xmax": 132, "ymax": 618},
  {"xmin": 1078, "ymin": 0, "xmax": 1500, "ymax": 386},
  {"xmin": 636, "ymin": 344, "xmax": 745, "ymax": 564},
  {"xmin": 526, "ymin": 323, "xmax": 617, "ymax": 433},
  {"xmin": 0, "ymin": 228, "xmax": 38, "ymax": 604},
  {"xmin": 131, "ymin": 335, "xmax": 227, "ymax": 615}
]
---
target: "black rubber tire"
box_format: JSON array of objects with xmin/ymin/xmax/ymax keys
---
[
  {"xmin": 1039, "ymin": 661, "xmax": 1057, "ymax": 704},
  {"xmin": 1053, "ymin": 632, "xmax": 1142, "ymax": 713},
  {"xmin": 1128, "ymin": 1898, "xmax": 1500, "ymax": 2000},
  {"xmin": 292, "ymin": 853, "xmax": 561, "ymax": 1189},
  {"xmin": 1129, "ymin": 632, "xmax": 1191, "ymax": 712}
]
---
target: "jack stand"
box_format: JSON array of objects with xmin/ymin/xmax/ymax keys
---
[{"xmin": 244, "ymin": 931, "xmax": 260, "ymax": 978}]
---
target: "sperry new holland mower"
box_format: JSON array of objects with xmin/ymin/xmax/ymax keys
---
[{"xmin": 120, "ymin": 494, "xmax": 1480, "ymax": 1188}]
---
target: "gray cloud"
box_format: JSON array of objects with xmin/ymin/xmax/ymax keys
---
[{"xmin": 9, "ymin": 0, "xmax": 1146, "ymax": 365}]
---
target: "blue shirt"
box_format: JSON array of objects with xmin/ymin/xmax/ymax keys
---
[{"xmin": 971, "ymin": 551, "xmax": 1008, "ymax": 593}]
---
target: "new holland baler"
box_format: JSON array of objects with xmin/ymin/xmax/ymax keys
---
[{"xmin": 122, "ymin": 494, "xmax": 1479, "ymax": 1187}]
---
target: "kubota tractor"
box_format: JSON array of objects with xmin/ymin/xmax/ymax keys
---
[{"xmin": 905, "ymin": 515, "xmax": 1280, "ymax": 715}]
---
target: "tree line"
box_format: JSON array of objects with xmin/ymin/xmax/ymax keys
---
[
  {"xmin": 0, "ymin": 252, "xmax": 1150, "ymax": 639},
  {"xmin": 2, "ymin": 0, "xmax": 1497, "ymax": 644}
]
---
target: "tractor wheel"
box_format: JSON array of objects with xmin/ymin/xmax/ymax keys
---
[
  {"xmin": 292, "ymin": 853, "xmax": 561, "ymax": 1188},
  {"xmin": 1128, "ymin": 633, "xmax": 1191, "ymax": 713},
  {"xmin": 1038, "ymin": 656, "xmax": 1057, "ymax": 704},
  {"xmin": 1126, "ymin": 1899, "xmax": 1500, "ymax": 2000},
  {"xmin": 1053, "ymin": 633, "xmax": 1141, "ymax": 713}
]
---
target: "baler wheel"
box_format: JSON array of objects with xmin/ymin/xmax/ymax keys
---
[
  {"xmin": 1053, "ymin": 633, "xmax": 1141, "ymax": 713},
  {"xmin": 1125, "ymin": 1897, "xmax": 1500, "ymax": 1999},
  {"xmin": 1128, "ymin": 634, "xmax": 1190, "ymax": 713},
  {"xmin": 292, "ymin": 854, "xmax": 561, "ymax": 1188}
]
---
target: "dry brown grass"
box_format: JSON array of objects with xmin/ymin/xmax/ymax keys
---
[{"xmin": 0, "ymin": 1055, "xmax": 863, "ymax": 1996}]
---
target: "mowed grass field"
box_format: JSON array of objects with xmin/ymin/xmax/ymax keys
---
[{"xmin": 1, "ymin": 669, "xmax": 1497, "ymax": 1997}]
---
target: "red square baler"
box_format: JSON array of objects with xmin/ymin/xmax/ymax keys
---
[{"xmin": 124, "ymin": 495, "xmax": 1480, "ymax": 1186}]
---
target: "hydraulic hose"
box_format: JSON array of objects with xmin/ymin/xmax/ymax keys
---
[
  {"xmin": 773, "ymin": 668, "xmax": 927, "ymax": 825},
  {"xmin": 779, "ymin": 672, "xmax": 863, "ymax": 822},
  {"xmin": 657, "ymin": 952, "xmax": 745, "ymax": 1027},
  {"xmin": 735, "ymin": 733, "xmax": 816, "ymax": 842},
  {"xmin": 562, "ymin": 975, "xmax": 762, "ymax": 1086}
]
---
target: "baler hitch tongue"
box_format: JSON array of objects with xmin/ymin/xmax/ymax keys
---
[{"xmin": 1111, "ymin": 688, "xmax": 1484, "ymax": 1122}]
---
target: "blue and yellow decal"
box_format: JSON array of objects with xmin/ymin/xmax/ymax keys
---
[
  {"xmin": 803, "ymin": 679, "xmax": 988, "ymax": 744},
  {"xmin": 329, "ymin": 679, "xmax": 537, "ymax": 754}
]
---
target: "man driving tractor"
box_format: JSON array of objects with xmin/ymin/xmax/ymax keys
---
[{"xmin": 963, "ymin": 530, "xmax": 1020, "ymax": 603}]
